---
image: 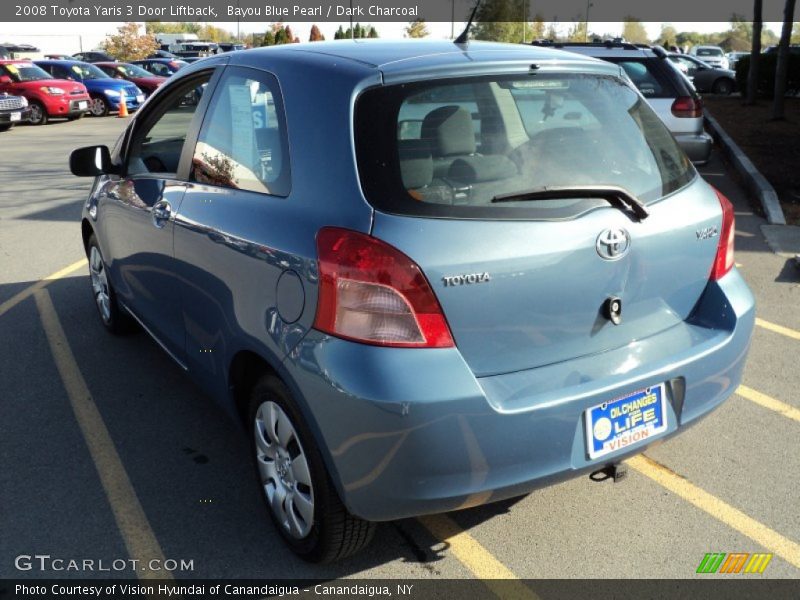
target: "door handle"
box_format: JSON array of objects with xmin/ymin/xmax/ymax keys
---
[{"xmin": 151, "ymin": 199, "xmax": 172, "ymax": 228}]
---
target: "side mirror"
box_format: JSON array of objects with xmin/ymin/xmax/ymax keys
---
[
  {"xmin": 0, "ymin": 75, "xmax": 12, "ymax": 84},
  {"xmin": 70, "ymin": 145, "xmax": 117, "ymax": 177}
]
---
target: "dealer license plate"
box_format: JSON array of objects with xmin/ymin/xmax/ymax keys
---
[
  {"xmin": 78, "ymin": 101, "xmax": 88, "ymax": 110},
  {"xmin": 10, "ymin": 112, "xmax": 21, "ymax": 122},
  {"xmin": 585, "ymin": 384, "xmax": 668, "ymax": 460}
]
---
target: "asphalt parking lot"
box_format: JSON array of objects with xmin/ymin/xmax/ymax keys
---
[{"xmin": 1, "ymin": 117, "xmax": 799, "ymax": 586}]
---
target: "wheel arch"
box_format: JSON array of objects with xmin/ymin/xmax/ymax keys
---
[{"xmin": 81, "ymin": 218, "xmax": 95, "ymax": 256}]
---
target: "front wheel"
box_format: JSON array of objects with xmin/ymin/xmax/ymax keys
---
[
  {"xmin": 713, "ymin": 78, "xmax": 734, "ymax": 96},
  {"xmin": 249, "ymin": 375, "xmax": 375, "ymax": 563},
  {"xmin": 89, "ymin": 95, "xmax": 109, "ymax": 117},
  {"xmin": 87, "ymin": 234, "xmax": 135, "ymax": 334},
  {"xmin": 28, "ymin": 101, "xmax": 48, "ymax": 125}
]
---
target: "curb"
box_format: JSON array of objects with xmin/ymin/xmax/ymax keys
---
[{"xmin": 704, "ymin": 112, "xmax": 786, "ymax": 225}]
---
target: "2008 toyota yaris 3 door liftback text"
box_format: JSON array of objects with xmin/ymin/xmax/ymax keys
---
[{"xmin": 70, "ymin": 40, "xmax": 755, "ymax": 563}]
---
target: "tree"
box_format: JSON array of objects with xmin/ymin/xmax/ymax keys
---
[
  {"xmin": 530, "ymin": 14, "xmax": 546, "ymax": 40},
  {"xmin": 567, "ymin": 20, "xmax": 587, "ymax": 42},
  {"xmin": 472, "ymin": 0, "xmax": 530, "ymax": 43},
  {"xmin": 334, "ymin": 26, "xmax": 346, "ymax": 40},
  {"xmin": 656, "ymin": 24, "xmax": 679, "ymax": 48},
  {"xmin": 101, "ymin": 23, "xmax": 159, "ymax": 62},
  {"xmin": 405, "ymin": 18, "xmax": 430, "ymax": 38},
  {"xmin": 772, "ymin": 0, "xmax": 797, "ymax": 119},
  {"xmin": 262, "ymin": 30, "xmax": 275, "ymax": 46},
  {"xmin": 746, "ymin": 0, "xmax": 763, "ymax": 105},
  {"xmin": 368, "ymin": 26, "xmax": 379, "ymax": 39},
  {"xmin": 309, "ymin": 25, "xmax": 325, "ymax": 42},
  {"xmin": 622, "ymin": 17, "xmax": 649, "ymax": 44},
  {"xmin": 791, "ymin": 21, "xmax": 800, "ymax": 43}
]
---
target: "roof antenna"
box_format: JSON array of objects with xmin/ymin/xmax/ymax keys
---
[{"xmin": 455, "ymin": 0, "xmax": 482, "ymax": 45}]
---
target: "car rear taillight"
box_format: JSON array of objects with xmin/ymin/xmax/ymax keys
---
[
  {"xmin": 671, "ymin": 96, "xmax": 703, "ymax": 118},
  {"xmin": 314, "ymin": 228, "xmax": 454, "ymax": 348},
  {"xmin": 710, "ymin": 187, "xmax": 735, "ymax": 281}
]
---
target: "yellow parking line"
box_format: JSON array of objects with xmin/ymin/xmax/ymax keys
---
[
  {"xmin": 0, "ymin": 258, "xmax": 86, "ymax": 318},
  {"xmin": 628, "ymin": 455, "xmax": 800, "ymax": 570},
  {"xmin": 756, "ymin": 318, "xmax": 800, "ymax": 341},
  {"xmin": 737, "ymin": 385, "xmax": 800, "ymax": 424},
  {"xmin": 418, "ymin": 514, "xmax": 540, "ymax": 599},
  {"xmin": 34, "ymin": 289, "xmax": 172, "ymax": 581}
]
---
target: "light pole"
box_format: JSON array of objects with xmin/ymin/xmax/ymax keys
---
[
  {"xmin": 522, "ymin": 0, "xmax": 528, "ymax": 43},
  {"xmin": 451, "ymin": 0, "xmax": 455, "ymax": 39},
  {"xmin": 584, "ymin": 0, "xmax": 593, "ymax": 42}
]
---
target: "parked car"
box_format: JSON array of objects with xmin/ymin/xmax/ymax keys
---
[
  {"xmin": 668, "ymin": 54, "xmax": 737, "ymax": 95},
  {"xmin": 726, "ymin": 51, "xmax": 749, "ymax": 70},
  {"xmin": 72, "ymin": 51, "xmax": 116, "ymax": 63},
  {"xmin": 34, "ymin": 60, "xmax": 144, "ymax": 117},
  {"xmin": 764, "ymin": 44, "xmax": 800, "ymax": 56},
  {"xmin": 0, "ymin": 60, "xmax": 89, "ymax": 125},
  {"xmin": 0, "ymin": 44, "xmax": 40, "ymax": 60},
  {"xmin": 688, "ymin": 46, "xmax": 729, "ymax": 70},
  {"xmin": 70, "ymin": 40, "xmax": 754, "ymax": 562},
  {"xmin": 94, "ymin": 61, "xmax": 167, "ymax": 97},
  {"xmin": 147, "ymin": 50, "xmax": 179, "ymax": 60},
  {"xmin": 0, "ymin": 91, "xmax": 30, "ymax": 131},
  {"xmin": 130, "ymin": 58, "xmax": 187, "ymax": 77},
  {"xmin": 217, "ymin": 43, "xmax": 246, "ymax": 53},
  {"xmin": 537, "ymin": 41, "xmax": 713, "ymax": 164},
  {"xmin": 44, "ymin": 53, "xmax": 73, "ymax": 60}
]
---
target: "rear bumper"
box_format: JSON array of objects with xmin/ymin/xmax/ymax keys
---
[
  {"xmin": 676, "ymin": 131, "xmax": 714, "ymax": 165},
  {"xmin": 280, "ymin": 270, "xmax": 755, "ymax": 522}
]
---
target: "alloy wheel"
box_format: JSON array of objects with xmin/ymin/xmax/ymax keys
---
[
  {"xmin": 29, "ymin": 103, "xmax": 43, "ymax": 124},
  {"xmin": 90, "ymin": 97, "xmax": 107, "ymax": 116},
  {"xmin": 89, "ymin": 246, "xmax": 111, "ymax": 323},
  {"xmin": 254, "ymin": 401, "xmax": 315, "ymax": 539}
]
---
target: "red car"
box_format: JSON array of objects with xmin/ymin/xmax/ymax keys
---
[
  {"xmin": 0, "ymin": 60, "xmax": 90, "ymax": 125},
  {"xmin": 94, "ymin": 61, "xmax": 166, "ymax": 97}
]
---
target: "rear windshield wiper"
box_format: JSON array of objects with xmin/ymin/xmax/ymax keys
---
[{"xmin": 491, "ymin": 185, "xmax": 650, "ymax": 221}]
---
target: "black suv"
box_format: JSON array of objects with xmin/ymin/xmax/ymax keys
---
[{"xmin": 0, "ymin": 92, "xmax": 31, "ymax": 131}]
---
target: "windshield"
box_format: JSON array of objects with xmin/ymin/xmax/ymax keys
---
[
  {"xmin": 116, "ymin": 63, "xmax": 153, "ymax": 78},
  {"xmin": 68, "ymin": 63, "xmax": 109, "ymax": 80},
  {"xmin": 696, "ymin": 48, "xmax": 723, "ymax": 57},
  {"xmin": 356, "ymin": 73, "xmax": 695, "ymax": 220},
  {"xmin": 2, "ymin": 63, "xmax": 51, "ymax": 82}
]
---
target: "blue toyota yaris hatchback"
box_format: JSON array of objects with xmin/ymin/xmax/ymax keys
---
[{"xmin": 70, "ymin": 40, "xmax": 755, "ymax": 562}]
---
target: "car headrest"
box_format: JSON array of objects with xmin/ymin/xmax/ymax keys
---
[
  {"xmin": 399, "ymin": 139, "xmax": 433, "ymax": 190},
  {"xmin": 421, "ymin": 105, "xmax": 476, "ymax": 157}
]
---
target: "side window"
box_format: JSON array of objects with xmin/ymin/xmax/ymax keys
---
[
  {"xmin": 127, "ymin": 73, "xmax": 212, "ymax": 176},
  {"xmin": 152, "ymin": 63, "xmax": 167, "ymax": 76},
  {"xmin": 190, "ymin": 66, "xmax": 290, "ymax": 197},
  {"xmin": 616, "ymin": 61, "xmax": 664, "ymax": 97}
]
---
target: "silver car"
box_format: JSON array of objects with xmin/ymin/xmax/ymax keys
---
[
  {"xmin": 689, "ymin": 46, "xmax": 729, "ymax": 70},
  {"xmin": 539, "ymin": 42, "xmax": 713, "ymax": 165}
]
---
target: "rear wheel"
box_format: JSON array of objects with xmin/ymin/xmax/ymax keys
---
[
  {"xmin": 87, "ymin": 234, "xmax": 135, "ymax": 334},
  {"xmin": 249, "ymin": 374, "xmax": 375, "ymax": 563},
  {"xmin": 713, "ymin": 78, "xmax": 734, "ymax": 95},
  {"xmin": 28, "ymin": 101, "xmax": 48, "ymax": 125},
  {"xmin": 89, "ymin": 95, "xmax": 109, "ymax": 117}
]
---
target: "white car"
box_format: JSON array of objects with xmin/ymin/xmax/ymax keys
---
[{"xmin": 689, "ymin": 46, "xmax": 729, "ymax": 70}]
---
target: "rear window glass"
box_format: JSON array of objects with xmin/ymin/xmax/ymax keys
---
[{"xmin": 355, "ymin": 73, "xmax": 695, "ymax": 221}]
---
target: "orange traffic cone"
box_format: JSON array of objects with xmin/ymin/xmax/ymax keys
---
[{"xmin": 118, "ymin": 89, "xmax": 128, "ymax": 118}]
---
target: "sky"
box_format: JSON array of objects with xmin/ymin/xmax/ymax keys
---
[{"xmin": 0, "ymin": 21, "xmax": 785, "ymax": 55}]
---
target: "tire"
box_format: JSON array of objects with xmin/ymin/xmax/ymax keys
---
[
  {"xmin": 87, "ymin": 234, "xmax": 135, "ymax": 334},
  {"xmin": 249, "ymin": 374, "xmax": 375, "ymax": 563},
  {"xmin": 89, "ymin": 95, "xmax": 109, "ymax": 117},
  {"xmin": 28, "ymin": 101, "xmax": 48, "ymax": 125},
  {"xmin": 713, "ymin": 78, "xmax": 734, "ymax": 96},
  {"xmin": 0, "ymin": 124, "xmax": 12, "ymax": 132}
]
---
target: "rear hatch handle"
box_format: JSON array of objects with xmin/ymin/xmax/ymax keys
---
[{"xmin": 492, "ymin": 185, "xmax": 650, "ymax": 221}]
